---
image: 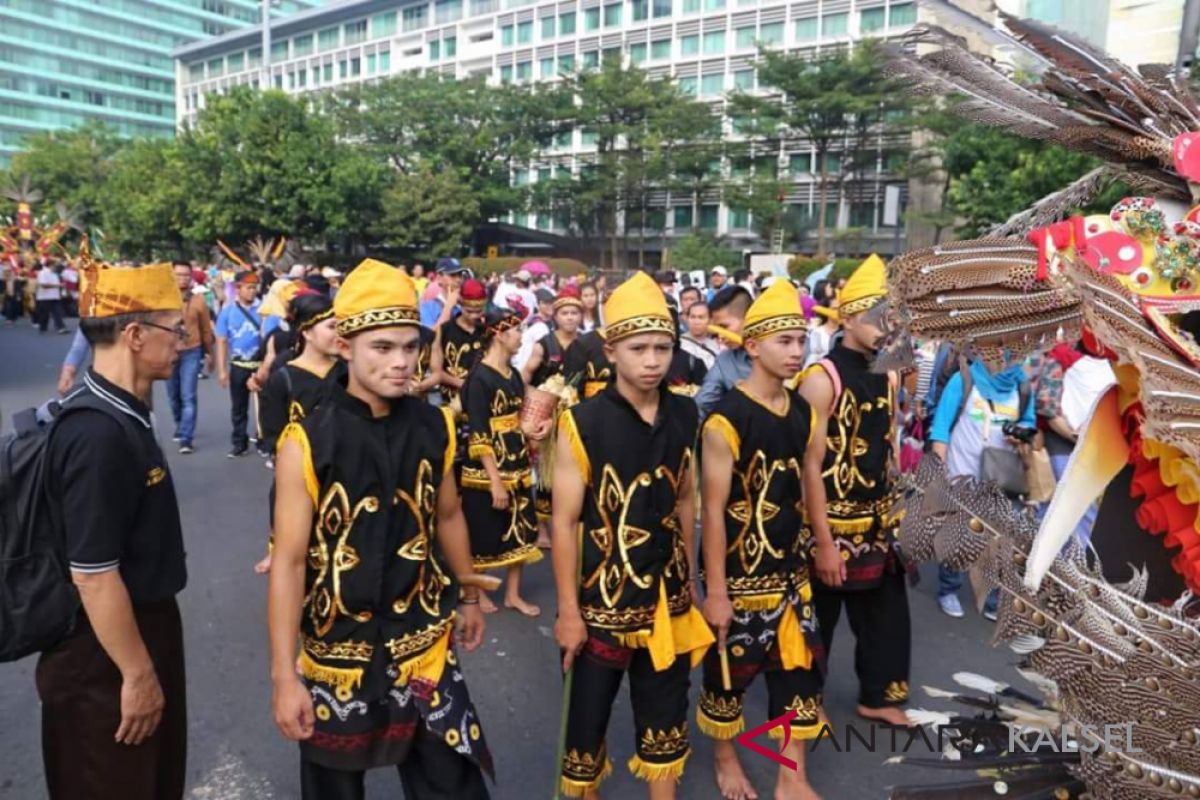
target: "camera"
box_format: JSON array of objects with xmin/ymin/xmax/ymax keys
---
[{"xmin": 1001, "ymin": 422, "xmax": 1038, "ymax": 444}]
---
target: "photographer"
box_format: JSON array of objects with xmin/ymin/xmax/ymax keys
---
[{"xmin": 929, "ymin": 355, "xmax": 1036, "ymax": 620}]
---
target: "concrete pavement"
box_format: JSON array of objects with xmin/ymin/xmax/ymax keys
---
[{"xmin": 0, "ymin": 323, "xmax": 1025, "ymax": 799}]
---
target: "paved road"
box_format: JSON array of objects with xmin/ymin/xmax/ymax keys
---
[{"xmin": 0, "ymin": 323, "xmax": 1025, "ymax": 799}]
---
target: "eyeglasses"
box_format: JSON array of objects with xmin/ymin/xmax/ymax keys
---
[{"xmin": 138, "ymin": 321, "xmax": 187, "ymax": 341}]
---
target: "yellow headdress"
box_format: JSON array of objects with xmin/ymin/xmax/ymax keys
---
[
  {"xmin": 78, "ymin": 243, "xmax": 181, "ymax": 319},
  {"xmin": 259, "ymin": 278, "xmax": 301, "ymax": 319},
  {"xmin": 602, "ymin": 272, "xmax": 676, "ymax": 344},
  {"xmin": 837, "ymin": 254, "xmax": 888, "ymax": 317},
  {"xmin": 742, "ymin": 279, "xmax": 805, "ymax": 341},
  {"xmin": 333, "ymin": 258, "xmax": 418, "ymax": 337}
]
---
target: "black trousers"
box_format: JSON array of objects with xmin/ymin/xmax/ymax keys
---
[
  {"xmin": 4, "ymin": 280, "xmax": 26, "ymax": 321},
  {"xmin": 300, "ymin": 723, "xmax": 489, "ymax": 800},
  {"xmin": 36, "ymin": 598, "xmax": 187, "ymax": 800},
  {"xmin": 812, "ymin": 570, "xmax": 911, "ymax": 708},
  {"xmin": 36, "ymin": 298, "xmax": 65, "ymax": 332},
  {"xmin": 229, "ymin": 363, "xmax": 255, "ymax": 449}
]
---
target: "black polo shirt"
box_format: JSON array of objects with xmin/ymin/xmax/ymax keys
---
[{"xmin": 46, "ymin": 370, "xmax": 187, "ymax": 605}]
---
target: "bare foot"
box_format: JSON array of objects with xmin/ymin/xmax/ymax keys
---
[
  {"xmin": 714, "ymin": 742, "xmax": 758, "ymax": 800},
  {"xmin": 479, "ymin": 593, "xmax": 498, "ymax": 614},
  {"xmin": 254, "ymin": 553, "xmax": 272, "ymax": 574},
  {"xmin": 536, "ymin": 534, "xmax": 552, "ymax": 549},
  {"xmin": 504, "ymin": 596, "xmax": 541, "ymax": 617},
  {"xmin": 775, "ymin": 779, "xmax": 821, "ymax": 800},
  {"xmin": 856, "ymin": 704, "xmax": 913, "ymax": 728}
]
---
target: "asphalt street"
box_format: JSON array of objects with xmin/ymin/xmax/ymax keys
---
[{"xmin": 0, "ymin": 323, "xmax": 1027, "ymax": 799}]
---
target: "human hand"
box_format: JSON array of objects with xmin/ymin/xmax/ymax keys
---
[
  {"xmin": 457, "ymin": 603, "xmax": 485, "ymax": 651},
  {"xmin": 219, "ymin": 371, "xmax": 230, "ymax": 388},
  {"xmin": 813, "ymin": 541, "xmax": 846, "ymax": 588},
  {"xmin": 272, "ymin": 674, "xmax": 315, "ymax": 741},
  {"xmin": 116, "ymin": 669, "xmax": 164, "ymax": 745},
  {"xmin": 555, "ymin": 610, "xmax": 588, "ymax": 673},
  {"xmin": 490, "ymin": 481, "xmax": 510, "ymax": 510},
  {"xmin": 702, "ymin": 592, "xmax": 734, "ymax": 651}
]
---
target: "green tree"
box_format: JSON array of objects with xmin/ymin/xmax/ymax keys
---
[
  {"xmin": 373, "ymin": 167, "xmax": 480, "ymax": 261},
  {"xmin": 730, "ymin": 41, "xmax": 913, "ymax": 256},
  {"xmin": 668, "ymin": 233, "xmax": 740, "ymax": 272},
  {"xmin": 101, "ymin": 138, "xmax": 190, "ymax": 260},
  {"xmin": 6, "ymin": 122, "xmax": 124, "ymax": 231}
]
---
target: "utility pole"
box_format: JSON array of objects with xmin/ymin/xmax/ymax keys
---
[
  {"xmin": 261, "ymin": 0, "xmax": 273, "ymax": 88},
  {"xmin": 1179, "ymin": 0, "xmax": 1200, "ymax": 71}
]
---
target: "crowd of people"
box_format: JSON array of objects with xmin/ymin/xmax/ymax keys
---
[{"xmin": 21, "ymin": 247, "xmax": 1107, "ymax": 800}]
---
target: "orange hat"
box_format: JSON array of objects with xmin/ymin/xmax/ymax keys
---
[{"xmin": 554, "ymin": 285, "xmax": 584, "ymax": 311}]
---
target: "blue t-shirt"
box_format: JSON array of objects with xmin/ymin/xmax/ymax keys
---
[{"xmin": 215, "ymin": 300, "xmax": 263, "ymax": 360}]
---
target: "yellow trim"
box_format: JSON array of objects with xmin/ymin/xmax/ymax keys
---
[
  {"xmin": 627, "ymin": 751, "xmax": 689, "ymax": 784},
  {"xmin": 743, "ymin": 314, "xmax": 806, "ymax": 341},
  {"xmin": 777, "ymin": 602, "xmax": 812, "ymax": 670},
  {"xmin": 472, "ymin": 543, "xmax": 545, "ymax": 571},
  {"xmin": 468, "ymin": 444, "xmax": 496, "ymax": 460},
  {"xmin": 703, "ymin": 413, "xmax": 741, "ymax": 461},
  {"xmin": 731, "ymin": 593, "xmax": 784, "ymax": 612},
  {"xmin": 613, "ymin": 580, "xmax": 715, "ymax": 671},
  {"xmin": 559, "ymin": 759, "xmax": 613, "ymax": 798},
  {"xmin": 768, "ymin": 721, "xmax": 825, "ymax": 742},
  {"xmin": 394, "ymin": 623, "xmax": 452, "ymax": 687},
  {"xmin": 299, "ymin": 650, "xmax": 363, "ymax": 694},
  {"xmin": 559, "ymin": 409, "xmax": 590, "ymax": 484},
  {"xmin": 440, "ymin": 406, "xmax": 457, "ymax": 476},
  {"xmin": 489, "ymin": 412, "xmax": 520, "ymax": 434},
  {"xmin": 697, "ymin": 708, "xmax": 745, "ymax": 740},
  {"xmin": 279, "ymin": 423, "xmax": 319, "ymax": 505},
  {"xmin": 828, "ymin": 517, "xmax": 875, "ymax": 534}
]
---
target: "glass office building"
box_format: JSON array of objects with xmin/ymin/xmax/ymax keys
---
[
  {"xmin": 0, "ymin": 0, "xmax": 319, "ymax": 166},
  {"xmin": 176, "ymin": 0, "xmax": 920, "ymax": 249}
]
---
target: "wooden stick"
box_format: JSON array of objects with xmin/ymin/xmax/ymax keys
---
[{"xmin": 720, "ymin": 645, "xmax": 732, "ymax": 692}]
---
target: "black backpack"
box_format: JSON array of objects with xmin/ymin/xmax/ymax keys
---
[{"xmin": 0, "ymin": 392, "xmax": 141, "ymax": 662}]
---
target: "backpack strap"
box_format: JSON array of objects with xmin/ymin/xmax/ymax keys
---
[
  {"xmin": 954, "ymin": 355, "xmax": 974, "ymax": 427},
  {"xmin": 816, "ymin": 358, "xmax": 842, "ymax": 415}
]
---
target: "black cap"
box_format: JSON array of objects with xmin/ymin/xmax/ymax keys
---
[{"xmin": 654, "ymin": 270, "xmax": 676, "ymax": 285}]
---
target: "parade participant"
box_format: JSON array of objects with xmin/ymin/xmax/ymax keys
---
[
  {"xmin": 563, "ymin": 329, "xmax": 611, "ymax": 400},
  {"xmin": 167, "ymin": 262, "xmax": 215, "ymax": 455},
  {"xmin": 796, "ymin": 254, "xmax": 910, "ymax": 728},
  {"xmin": 580, "ymin": 281, "xmax": 602, "ymax": 332},
  {"xmin": 696, "ymin": 286, "xmax": 753, "ymax": 418},
  {"xmin": 214, "ymin": 270, "xmax": 264, "ymax": 458},
  {"xmin": 269, "ymin": 258, "xmax": 493, "ymax": 800},
  {"xmin": 698, "ymin": 279, "xmax": 826, "ymax": 800},
  {"xmin": 680, "ymin": 302, "xmax": 718, "ymax": 371},
  {"xmin": 35, "ymin": 258, "xmax": 69, "ymax": 334},
  {"xmin": 40, "ymin": 260, "xmax": 189, "ymax": 799},
  {"xmin": 436, "ymin": 277, "xmax": 486, "ymax": 419},
  {"xmin": 552, "ymin": 272, "xmax": 714, "ymax": 799},
  {"xmin": 522, "ymin": 285, "xmax": 585, "ymax": 543},
  {"xmin": 461, "ymin": 308, "xmax": 543, "ymax": 615},
  {"xmin": 419, "ymin": 257, "xmax": 468, "ymax": 328}
]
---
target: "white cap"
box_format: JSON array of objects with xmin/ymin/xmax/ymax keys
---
[
  {"xmin": 711, "ymin": 265, "xmax": 728, "ymax": 275},
  {"xmin": 515, "ymin": 269, "xmax": 531, "ymax": 282},
  {"xmin": 321, "ymin": 267, "xmax": 343, "ymax": 279}
]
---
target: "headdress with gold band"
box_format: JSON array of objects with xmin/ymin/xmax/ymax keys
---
[
  {"xmin": 78, "ymin": 243, "xmax": 181, "ymax": 319},
  {"xmin": 742, "ymin": 279, "xmax": 806, "ymax": 341},
  {"xmin": 836, "ymin": 254, "xmax": 887, "ymax": 318},
  {"xmin": 485, "ymin": 309, "xmax": 523, "ymax": 337},
  {"xmin": 553, "ymin": 285, "xmax": 584, "ymax": 311},
  {"xmin": 259, "ymin": 277, "xmax": 301, "ymax": 319},
  {"xmin": 602, "ymin": 272, "xmax": 676, "ymax": 344},
  {"xmin": 461, "ymin": 278, "xmax": 487, "ymax": 310},
  {"xmin": 333, "ymin": 258, "xmax": 418, "ymax": 337}
]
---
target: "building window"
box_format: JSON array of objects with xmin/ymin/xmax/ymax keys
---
[
  {"xmin": 788, "ymin": 153, "xmax": 811, "ymax": 173},
  {"xmin": 403, "ymin": 6, "xmax": 428, "ymax": 31},
  {"xmin": 631, "ymin": 0, "xmax": 648, "ymax": 22},
  {"xmin": 822, "ymin": 12, "xmax": 848, "ymax": 36},
  {"xmin": 651, "ymin": 39, "xmax": 671, "ymax": 59},
  {"xmin": 604, "ymin": 3, "xmax": 621, "ymax": 26},
  {"xmin": 287, "ymin": 71, "xmax": 295, "ymax": 89},
  {"xmin": 630, "ymin": 42, "xmax": 647, "ymax": 63},
  {"xmin": 372, "ymin": 11, "xmax": 397, "ymax": 37},
  {"xmin": 248, "ymin": 47, "xmax": 262, "ymax": 68},
  {"xmin": 735, "ymin": 25, "xmax": 755, "ymax": 49},
  {"xmin": 849, "ymin": 202, "xmax": 875, "ymax": 227},
  {"xmin": 683, "ymin": 0, "xmax": 700, "ymax": 11},
  {"xmin": 500, "ymin": 64, "xmax": 513, "ymax": 81},
  {"xmin": 445, "ymin": 36, "xmax": 457, "ymax": 57},
  {"xmin": 560, "ymin": 11, "xmax": 576, "ymax": 33},
  {"xmin": 760, "ymin": 21, "xmax": 782, "ymax": 45},
  {"xmin": 319, "ymin": 27, "xmax": 339, "ymax": 50},
  {"xmin": 821, "ymin": 153, "xmax": 842, "ymax": 173},
  {"xmin": 700, "ymin": 72, "xmax": 723, "ymax": 96},
  {"xmin": 189, "ymin": 63, "xmax": 204, "ymax": 81},
  {"xmin": 704, "ymin": 0, "xmax": 724, "ymax": 9},
  {"xmin": 795, "ymin": 16, "xmax": 817, "ymax": 41},
  {"xmin": 435, "ymin": 0, "xmax": 463, "ymax": 24},
  {"xmin": 367, "ymin": 53, "xmax": 377, "ymax": 73},
  {"xmin": 603, "ymin": 45, "xmax": 621, "ymax": 63},
  {"xmin": 540, "ymin": 56, "xmax": 555, "ymax": 76},
  {"xmin": 517, "ymin": 20, "xmax": 533, "ymax": 43},
  {"xmin": 554, "ymin": 130, "xmax": 572, "ymax": 147},
  {"xmin": 227, "ymin": 52, "xmax": 244, "ymax": 72},
  {"xmin": 860, "ymin": 6, "xmax": 885, "ymax": 32},
  {"xmin": 680, "ymin": 34, "xmax": 699, "ymax": 55},
  {"xmin": 584, "ymin": 7, "xmax": 600, "ymax": 29},
  {"xmin": 729, "ymin": 208, "xmax": 750, "ymax": 229},
  {"xmin": 275, "ymin": 73, "xmax": 284, "ymax": 88},
  {"xmin": 733, "ymin": 68, "xmax": 754, "ymax": 90},
  {"xmin": 430, "ymin": 40, "xmax": 441, "ymax": 60},
  {"xmin": 678, "ymin": 75, "xmax": 697, "ymax": 95},
  {"xmin": 271, "ymin": 40, "xmax": 289, "ymax": 61},
  {"xmin": 501, "ymin": 25, "xmax": 514, "ymax": 46},
  {"xmin": 558, "ymin": 53, "xmax": 575, "ymax": 72},
  {"xmin": 344, "ymin": 20, "xmax": 367, "ymax": 45},
  {"xmin": 581, "ymin": 128, "xmax": 598, "ymax": 145},
  {"xmin": 516, "ymin": 60, "xmax": 532, "ymax": 79},
  {"xmin": 703, "ymin": 30, "xmax": 725, "ymax": 54},
  {"xmin": 351, "ymin": 56, "xmax": 362, "ymax": 75},
  {"xmin": 323, "ymin": 63, "xmax": 333, "ymax": 81},
  {"xmin": 297, "ymin": 69, "xmax": 307, "ymax": 87},
  {"xmin": 339, "ymin": 60, "xmax": 347, "ymax": 78},
  {"xmin": 653, "ymin": 0, "xmax": 672, "ymax": 17},
  {"xmin": 542, "ymin": 16, "xmax": 555, "ymax": 38},
  {"xmin": 293, "ymin": 34, "xmax": 314, "ymax": 57},
  {"xmin": 674, "ymin": 206, "xmax": 693, "ymax": 229},
  {"xmin": 379, "ymin": 51, "xmax": 391, "ymax": 71},
  {"xmin": 582, "ymin": 50, "xmax": 600, "ymax": 67},
  {"xmin": 890, "ymin": 3, "xmax": 917, "ymax": 26},
  {"xmin": 699, "ymin": 204, "xmax": 719, "ymax": 230}
]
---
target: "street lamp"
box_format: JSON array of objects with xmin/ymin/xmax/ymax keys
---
[{"xmin": 261, "ymin": 0, "xmax": 283, "ymax": 87}]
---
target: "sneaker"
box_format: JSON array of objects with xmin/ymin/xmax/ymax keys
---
[
  {"xmin": 179, "ymin": 443, "xmax": 195, "ymax": 455},
  {"xmin": 938, "ymin": 594, "xmax": 965, "ymax": 618},
  {"xmin": 982, "ymin": 607, "xmax": 998, "ymax": 622},
  {"xmin": 56, "ymin": 328, "xmax": 70, "ymax": 335},
  {"xmin": 172, "ymin": 433, "xmax": 183, "ymax": 442},
  {"xmin": 227, "ymin": 446, "xmax": 249, "ymax": 458},
  {"xmin": 257, "ymin": 448, "xmax": 271, "ymax": 459},
  {"xmin": 265, "ymin": 458, "xmax": 275, "ymax": 471}
]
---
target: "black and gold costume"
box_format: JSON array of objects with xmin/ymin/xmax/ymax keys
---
[
  {"xmin": 558, "ymin": 384, "xmax": 713, "ymax": 796},
  {"xmin": 697, "ymin": 386, "xmax": 825, "ymax": 742},
  {"xmin": 806, "ymin": 342, "xmax": 910, "ymax": 709},
  {"xmin": 665, "ymin": 348, "xmax": 708, "ymax": 398},
  {"xmin": 529, "ymin": 330, "xmax": 578, "ymax": 389},
  {"xmin": 413, "ymin": 324, "xmax": 436, "ymax": 397},
  {"xmin": 279, "ymin": 381, "xmax": 493, "ymax": 786},
  {"xmin": 461, "ymin": 362, "xmax": 541, "ymax": 570},
  {"xmin": 261, "ymin": 359, "xmax": 339, "ymax": 455},
  {"xmin": 563, "ymin": 330, "xmax": 611, "ymax": 399},
  {"xmin": 440, "ymin": 316, "xmax": 483, "ymax": 414}
]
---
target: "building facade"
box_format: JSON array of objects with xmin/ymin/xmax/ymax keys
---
[
  {"xmin": 175, "ymin": 0, "xmax": 922, "ymax": 255},
  {"xmin": 0, "ymin": 0, "xmax": 318, "ymax": 166}
]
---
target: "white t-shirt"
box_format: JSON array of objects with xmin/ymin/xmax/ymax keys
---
[
  {"xmin": 35, "ymin": 268, "xmax": 62, "ymax": 301},
  {"xmin": 945, "ymin": 387, "xmax": 1023, "ymax": 480}
]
